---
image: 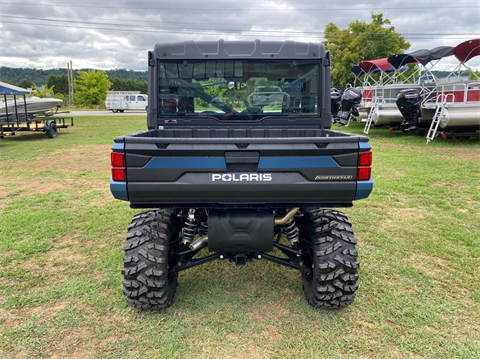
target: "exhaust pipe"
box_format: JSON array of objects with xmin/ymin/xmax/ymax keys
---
[
  {"xmin": 274, "ymin": 208, "xmax": 299, "ymax": 225},
  {"xmin": 190, "ymin": 235, "xmax": 208, "ymax": 251}
]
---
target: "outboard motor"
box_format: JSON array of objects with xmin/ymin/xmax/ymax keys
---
[
  {"xmin": 335, "ymin": 88, "xmax": 362, "ymax": 127},
  {"xmin": 396, "ymin": 89, "xmax": 421, "ymax": 132},
  {"xmin": 330, "ymin": 88, "xmax": 342, "ymax": 117}
]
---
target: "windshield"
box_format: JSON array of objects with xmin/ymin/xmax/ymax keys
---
[{"xmin": 157, "ymin": 60, "xmax": 320, "ymax": 121}]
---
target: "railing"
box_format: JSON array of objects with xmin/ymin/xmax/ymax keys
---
[
  {"xmin": 436, "ymin": 92, "xmax": 455, "ymax": 105},
  {"xmin": 360, "ymin": 84, "xmax": 421, "ymax": 107},
  {"xmin": 432, "ymin": 81, "xmax": 480, "ymax": 105}
]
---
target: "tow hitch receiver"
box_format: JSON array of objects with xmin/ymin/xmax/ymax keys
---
[{"xmin": 233, "ymin": 254, "xmax": 249, "ymax": 266}]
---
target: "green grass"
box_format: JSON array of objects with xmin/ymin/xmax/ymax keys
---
[{"xmin": 1, "ymin": 117, "xmax": 479, "ymax": 358}]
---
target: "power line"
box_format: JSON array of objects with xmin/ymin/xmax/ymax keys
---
[
  {"xmin": 0, "ymin": 19, "xmax": 322, "ymax": 38},
  {"xmin": 1, "ymin": 19, "xmax": 477, "ymax": 41},
  {"xmin": 0, "ymin": 11, "xmax": 472, "ymax": 28},
  {"xmin": 1, "ymin": 14, "xmax": 477, "ymax": 37},
  {"xmin": 3, "ymin": 0, "xmax": 476, "ymax": 2},
  {"xmin": 0, "ymin": 2, "xmax": 478, "ymax": 10}
]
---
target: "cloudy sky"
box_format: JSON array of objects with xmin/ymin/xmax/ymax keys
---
[{"xmin": 0, "ymin": 0, "xmax": 479, "ymax": 72}]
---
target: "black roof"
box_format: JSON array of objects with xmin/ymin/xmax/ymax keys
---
[{"xmin": 154, "ymin": 39, "xmax": 326, "ymax": 60}]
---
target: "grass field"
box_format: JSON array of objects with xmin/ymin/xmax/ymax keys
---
[{"xmin": 0, "ymin": 116, "xmax": 479, "ymax": 359}]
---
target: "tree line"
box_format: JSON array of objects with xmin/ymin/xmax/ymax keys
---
[
  {"xmin": 41, "ymin": 74, "xmax": 147, "ymax": 96},
  {"xmin": 1, "ymin": 71, "xmax": 147, "ymax": 96},
  {"xmin": 0, "ymin": 67, "xmax": 147, "ymax": 86},
  {"xmin": 0, "ymin": 70, "xmax": 147, "ymax": 108}
]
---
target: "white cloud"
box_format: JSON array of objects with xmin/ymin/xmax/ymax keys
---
[{"xmin": 0, "ymin": 0, "xmax": 478, "ymax": 72}]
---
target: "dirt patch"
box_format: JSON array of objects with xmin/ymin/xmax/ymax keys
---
[
  {"xmin": 437, "ymin": 149, "xmax": 480, "ymax": 163},
  {"xmin": 25, "ymin": 301, "xmax": 68, "ymax": 316},
  {"xmin": 20, "ymin": 233, "xmax": 88, "ymax": 280},
  {"xmin": 431, "ymin": 180, "xmax": 449, "ymax": 187},
  {"xmin": 250, "ymin": 326, "xmax": 282, "ymax": 358},
  {"xmin": 1, "ymin": 144, "xmax": 111, "ymax": 176},
  {"xmin": 0, "ymin": 308, "xmax": 19, "ymax": 330},
  {"xmin": 246, "ymin": 311, "xmax": 269, "ymax": 322},
  {"xmin": 1, "ymin": 250, "xmax": 16, "ymax": 257},
  {"xmin": 410, "ymin": 254, "xmax": 447, "ymax": 277},
  {"xmin": 381, "ymin": 207, "xmax": 426, "ymax": 227},
  {"xmin": 246, "ymin": 302, "xmax": 290, "ymax": 323},
  {"xmin": 75, "ymin": 303, "xmax": 95, "ymax": 312},
  {"xmin": 431, "ymin": 180, "xmax": 470, "ymax": 190},
  {"xmin": 1, "ymin": 180, "xmax": 72, "ymax": 196},
  {"xmin": 0, "ymin": 177, "xmax": 114, "ymax": 204},
  {"xmin": 269, "ymin": 302, "xmax": 290, "ymax": 316},
  {"xmin": 461, "ymin": 154, "xmax": 480, "ymax": 162},
  {"xmin": 57, "ymin": 231, "xmax": 82, "ymax": 246},
  {"xmin": 453, "ymin": 148, "xmax": 480, "ymax": 162},
  {"xmin": 45, "ymin": 247, "xmax": 86, "ymax": 269},
  {"xmin": 48, "ymin": 326, "xmax": 99, "ymax": 359}
]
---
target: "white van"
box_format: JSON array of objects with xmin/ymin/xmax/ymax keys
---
[{"xmin": 105, "ymin": 91, "xmax": 148, "ymax": 113}]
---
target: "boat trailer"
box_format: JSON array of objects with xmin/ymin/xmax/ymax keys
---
[{"xmin": 0, "ymin": 93, "xmax": 73, "ymax": 139}]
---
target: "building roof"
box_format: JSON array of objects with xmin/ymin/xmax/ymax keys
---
[{"xmin": 0, "ymin": 81, "xmax": 33, "ymax": 95}]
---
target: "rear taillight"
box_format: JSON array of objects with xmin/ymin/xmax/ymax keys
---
[
  {"xmin": 358, "ymin": 151, "xmax": 372, "ymax": 166},
  {"xmin": 357, "ymin": 151, "xmax": 372, "ymax": 180},
  {"xmin": 111, "ymin": 152, "xmax": 126, "ymax": 182}
]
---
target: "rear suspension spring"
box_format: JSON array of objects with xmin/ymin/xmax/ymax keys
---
[
  {"xmin": 181, "ymin": 209, "xmax": 198, "ymax": 246},
  {"xmin": 283, "ymin": 218, "xmax": 299, "ymax": 245}
]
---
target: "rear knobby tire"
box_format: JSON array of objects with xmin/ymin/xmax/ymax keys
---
[
  {"xmin": 122, "ymin": 209, "xmax": 179, "ymax": 310},
  {"xmin": 300, "ymin": 209, "xmax": 359, "ymax": 308}
]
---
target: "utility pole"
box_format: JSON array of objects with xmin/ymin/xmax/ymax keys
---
[
  {"xmin": 67, "ymin": 61, "xmax": 74, "ymax": 108},
  {"xmin": 67, "ymin": 62, "xmax": 72, "ymax": 107}
]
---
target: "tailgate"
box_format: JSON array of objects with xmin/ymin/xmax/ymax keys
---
[{"xmin": 111, "ymin": 134, "xmax": 372, "ymax": 207}]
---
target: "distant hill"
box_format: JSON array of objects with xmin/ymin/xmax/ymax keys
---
[
  {"xmin": 431, "ymin": 71, "xmax": 457, "ymax": 79},
  {"xmin": 0, "ymin": 67, "xmax": 147, "ymax": 86}
]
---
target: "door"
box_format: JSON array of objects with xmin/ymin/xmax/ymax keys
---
[
  {"xmin": 126, "ymin": 95, "xmax": 136, "ymax": 110},
  {"xmin": 135, "ymin": 95, "xmax": 147, "ymax": 110}
]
